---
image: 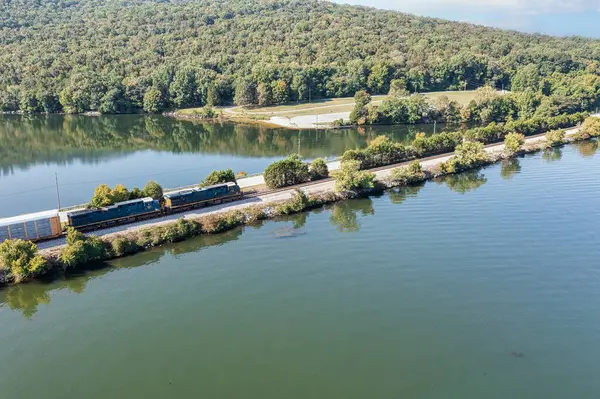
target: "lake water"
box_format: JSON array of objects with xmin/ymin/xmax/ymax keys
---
[
  {"xmin": 1, "ymin": 142, "xmax": 599, "ymax": 398},
  {"xmin": 0, "ymin": 114, "xmax": 452, "ymax": 217}
]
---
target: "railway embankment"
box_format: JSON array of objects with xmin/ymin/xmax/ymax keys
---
[
  {"xmin": 2, "ymin": 114, "xmax": 598, "ymax": 287},
  {"xmin": 39, "ymin": 121, "xmax": 591, "ymax": 253}
]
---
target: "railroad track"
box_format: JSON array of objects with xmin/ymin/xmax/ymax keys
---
[{"xmin": 38, "ymin": 127, "xmax": 581, "ymax": 250}]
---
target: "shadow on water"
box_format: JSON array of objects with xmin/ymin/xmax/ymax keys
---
[
  {"xmin": 0, "ymin": 227, "xmax": 245, "ymax": 318},
  {"xmin": 389, "ymin": 183, "xmax": 426, "ymax": 204},
  {"xmin": 500, "ymin": 158, "xmax": 522, "ymax": 180},
  {"xmin": 575, "ymin": 140, "xmax": 599, "ymax": 158},
  {"xmin": 0, "ymin": 114, "xmax": 457, "ymax": 175},
  {"xmin": 542, "ymin": 148, "xmax": 563, "ymax": 163},
  {"xmin": 436, "ymin": 170, "xmax": 488, "ymax": 194},
  {"xmin": 328, "ymin": 198, "xmax": 375, "ymax": 233}
]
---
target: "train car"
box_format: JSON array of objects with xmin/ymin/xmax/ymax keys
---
[
  {"xmin": 67, "ymin": 197, "xmax": 161, "ymax": 230},
  {"xmin": 0, "ymin": 210, "xmax": 62, "ymax": 243},
  {"xmin": 164, "ymin": 182, "xmax": 242, "ymax": 211}
]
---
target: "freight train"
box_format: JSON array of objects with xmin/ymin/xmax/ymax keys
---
[{"xmin": 0, "ymin": 182, "xmax": 242, "ymax": 242}]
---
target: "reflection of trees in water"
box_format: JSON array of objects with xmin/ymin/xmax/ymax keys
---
[
  {"xmin": 438, "ymin": 170, "xmax": 487, "ymax": 194},
  {"xmin": 500, "ymin": 158, "xmax": 522, "ymax": 180},
  {"xmin": 542, "ymin": 148, "xmax": 562, "ymax": 163},
  {"xmin": 0, "ymin": 114, "xmax": 456, "ymax": 175},
  {"xmin": 0, "ymin": 227, "xmax": 243, "ymax": 318},
  {"xmin": 388, "ymin": 183, "xmax": 425, "ymax": 204},
  {"xmin": 575, "ymin": 140, "xmax": 598, "ymax": 158},
  {"xmin": 329, "ymin": 198, "xmax": 375, "ymax": 233}
]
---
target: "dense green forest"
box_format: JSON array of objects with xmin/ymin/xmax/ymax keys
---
[{"xmin": 1, "ymin": 0, "xmax": 600, "ymax": 114}]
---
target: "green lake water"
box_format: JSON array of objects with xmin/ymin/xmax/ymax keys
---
[
  {"xmin": 0, "ymin": 114, "xmax": 452, "ymax": 216},
  {"xmin": 1, "ymin": 142, "xmax": 600, "ymax": 398}
]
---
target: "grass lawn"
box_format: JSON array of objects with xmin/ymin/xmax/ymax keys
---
[{"xmin": 177, "ymin": 90, "xmax": 479, "ymax": 120}]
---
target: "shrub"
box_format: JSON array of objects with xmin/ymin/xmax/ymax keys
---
[
  {"xmin": 545, "ymin": 130, "xmax": 565, "ymax": 147},
  {"xmin": 60, "ymin": 227, "xmax": 108, "ymax": 268},
  {"xmin": 110, "ymin": 237, "xmax": 139, "ymax": 257},
  {"xmin": 363, "ymin": 136, "xmax": 414, "ymax": 168},
  {"xmin": 110, "ymin": 184, "xmax": 130, "ymax": 203},
  {"xmin": 129, "ymin": 187, "xmax": 143, "ymax": 200},
  {"xmin": 463, "ymin": 122, "xmax": 505, "ymax": 144},
  {"xmin": 504, "ymin": 132, "xmax": 525, "ymax": 155},
  {"xmin": 90, "ymin": 180, "xmax": 163, "ymax": 207},
  {"xmin": 310, "ymin": 158, "xmax": 329, "ymax": 180},
  {"xmin": 0, "ymin": 239, "xmax": 47, "ymax": 282},
  {"xmin": 412, "ymin": 131, "xmax": 462, "ymax": 157},
  {"xmin": 201, "ymin": 169, "xmax": 236, "ymax": 187},
  {"xmin": 332, "ymin": 160, "xmax": 376, "ymax": 193},
  {"xmin": 142, "ymin": 180, "xmax": 163, "ymax": 200},
  {"xmin": 90, "ymin": 184, "xmax": 113, "ymax": 208},
  {"xmin": 202, "ymin": 106, "xmax": 217, "ymax": 119},
  {"xmin": 276, "ymin": 190, "xmax": 313, "ymax": 215},
  {"xmin": 200, "ymin": 211, "xmax": 245, "ymax": 233},
  {"xmin": 441, "ymin": 141, "xmax": 490, "ymax": 174},
  {"xmin": 236, "ymin": 171, "xmax": 248, "ymax": 179},
  {"xmin": 389, "ymin": 161, "xmax": 426, "ymax": 186},
  {"xmin": 263, "ymin": 154, "xmax": 310, "ymax": 189},
  {"xmin": 582, "ymin": 117, "xmax": 600, "ymax": 137}
]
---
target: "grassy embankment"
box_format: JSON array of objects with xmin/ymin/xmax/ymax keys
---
[{"xmin": 174, "ymin": 91, "xmax": 478, "ymax": 123}]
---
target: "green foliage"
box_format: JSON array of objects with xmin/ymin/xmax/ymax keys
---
[
  {"xmin": 200, "ymin": 169, "xmax": 236, "ymax": 188},
  {"xmin": 504, "ymin": 132, "xmax": 525, "ymax": 155},
  {"xmin": 90, "ymin": 181, "xmax": 163, "ymax": 207},
  {"xmin": 0, "ymin": 239, "xmax": 47, "ymax": 283},
  {"xmin": 60, "ymin": 227, "xmax": 108, "ymax": 269},
  {"xmin": 377, "ymin": 94, "xmax": 430, "ymax": 124},
  {"xmin": 389, "ymin": 161, "xmax": 427, "ymax": 186},
  {"xmin": 412, "ymin": 131, "xmax": 463, "ymax": 156},
  {"xmin": 582, "ymin": 117, "xmax": 600, "ymax": 137},
  {"xmin": 276, "ymin": 190, "xmax": 313, "ymax": 215},
  {"xmin": 142, "ymin": 181, "xmax": 163, "ymax": 200},
  {"xmin": 89, "ymin": 184, "xmax": 113, "ymax": 208},
  {"xmin": 545, "ymin": 130, "xmax": 566, "ymax": 148},
  {"xmin": 264, "ymin": 155, "xmax": 310, "ymax": 189},
  {"xmin": 110, "ymin": 237, "xmax": 139, "ymax": 257},
  {"xmin": 350, "ymin": 90, "xmax": 372, "ymax": 124},
  {"xmin": 110, "ymin": 184, "xmax": 130, "ymax": 203},
  {"xmin": 332, "ymin": 160, "xmax": 376, "ymax": 193},
  {"xmin": 200, "ymin": 211, "xmax": 245, "ymax": 234},
  {"xmin": 441, "ymin": 141, "xmax": 490, "ymax": 174},
  {"xmin": 143, "ymin": 87, "xmax": 166, "ymax": 113},
  {"xmin": 310, "ymin": 158, "xmax": 329, "ymax": 181},
  {"xmin": 1, "ymin": 0, "xmax": 600, "ymax": 114}
]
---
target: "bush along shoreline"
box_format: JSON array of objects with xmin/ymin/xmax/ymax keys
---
[{"xmin": 1, "ymin": 117, "xmax": 599, "ymax": 287}]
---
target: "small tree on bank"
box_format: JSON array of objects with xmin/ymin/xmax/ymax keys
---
[
  {"xmin": 0, "ymin": 239, "xmax": 47, "ymax": 283},
  {"xmin": 582, "ymin": 117, "xmax": 600, "ymax": 137},
  {"xmin": 389, "ymin": 161, "xmax": 426, "ymax": 186},
  {"xmin": 200, "ymin": 169, "xmax": 236, "ymax": 187},
  {"xmin": 332, "ymin": 160, "xmax": 376, "ymax": 193},
  {"xmin": 545, "ymin": 130, "xmax": 565, "ymax": 148},
  {"xmin": 142, "ymin": 180, "xmax": 164, "ymax": 200},
  {"xmin": 504, "ymin": 132, "xmax": 525, "ymax": 156},
  {"xmin": 310, "ymin": 158, "xmax": 329, "ymax": 181},
  {"xmin": 264, "ymin": 155, "xmax": 310, "ymax": 189}
]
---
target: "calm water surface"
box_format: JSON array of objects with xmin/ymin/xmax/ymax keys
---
[
  {"xmin": 0, "ymin": 143, "xmax": 599, "ymax": 398},
  {"xmin": 0, "ymin": 114, "xmax": 453, "ymax": 217}
]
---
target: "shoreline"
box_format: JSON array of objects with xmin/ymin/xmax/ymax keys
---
[
  {"xmin": 15, "ymin": 122, "xmax": 590, "ymax": 284},
  {"xmin": 1, "ymin": 114, "xmax": 596, "ymax": 287}
]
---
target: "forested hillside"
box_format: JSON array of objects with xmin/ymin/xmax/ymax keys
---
[{"xmin": 1, "ymin": 0, "xmax": 600, "ymax": 114}]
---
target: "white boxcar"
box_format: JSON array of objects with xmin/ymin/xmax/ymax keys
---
[{"xmin": 0, "ymin": 210, "xmax": 62, "ymax": 242}]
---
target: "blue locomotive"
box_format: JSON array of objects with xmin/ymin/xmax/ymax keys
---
[
  {"xmin": 65, "ymin": 182, "xmax": 242, "ymax": 231},
  {"xmin": 68, "ymin": 197, "xmax": 162, "ymax": 230},
  {"xmin": 164, "ymin": 182, "xmax": 242, "ymax": 211}
]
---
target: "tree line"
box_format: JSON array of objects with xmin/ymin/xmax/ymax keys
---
[{"xmin": 1, "ymin": 0, "xmax": 600, "ymax": 114}]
